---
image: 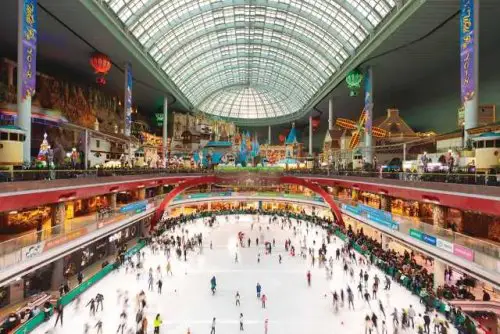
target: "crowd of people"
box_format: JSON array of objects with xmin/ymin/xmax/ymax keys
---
[{"xmin": 14, "ymin": 206, "xmax": 486, "ymax": 334}]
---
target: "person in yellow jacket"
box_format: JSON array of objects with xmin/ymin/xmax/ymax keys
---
[{"xmin": 154, "ymin": 314, "xmax": 162, "ymax": 334}]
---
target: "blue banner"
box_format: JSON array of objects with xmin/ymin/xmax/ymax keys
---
[
  {"xmin": 124, "ymin": 63, "xmax": 133, "ymax": 136},
  {"xmin": 460, "ymin": 0, "xmax": 475, "ymax": 103},
  {"xmin": 21, "ymin": 0, "xmax": 37, "ymax": 99},
  {"xmin": 119, "ymin": 200, "xmax": 147, "ymax": 213},
  {"xmin": 364, "ymin": 67, "xmax": 373, "ymax": 133},
  {"xmin": 358, "ymin": 203, "xmax": 392, "ymax": 220},
  {"xmin": 422, "ymin": 233, "xmax": 437, "ymax": 246},
  {"xmin": 367, "ymin": 213, "xmax": 399, "ymax": 231}
]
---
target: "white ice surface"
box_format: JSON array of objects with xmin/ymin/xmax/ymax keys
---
[{"xmin": 34, "ymin": 215, "xmax": 457, "ymax": 334}]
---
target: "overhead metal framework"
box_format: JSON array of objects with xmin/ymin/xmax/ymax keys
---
[{"xmin": 103, "ymin": 0, "xmax": 396, "ymax": 120}]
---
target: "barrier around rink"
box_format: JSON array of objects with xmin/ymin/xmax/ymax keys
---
[{"xmin": 13, "ymin": 240, "xmax": 146, "ymax": 334}]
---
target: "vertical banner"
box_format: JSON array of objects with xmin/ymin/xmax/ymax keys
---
[
  {"xmin": 363, "ymin": 67, "xmax": 373, "ymax": 134},
  {"xmin": 460, "ymin": 0, "xmax": 475, "ymax": 103},
  {"xmin": 21, "ymin": 0, "xmax": 37, "ymax": 99},
  {"xmin": 124, "ymin": 63, "xmax": 133, "ymax": 137}
]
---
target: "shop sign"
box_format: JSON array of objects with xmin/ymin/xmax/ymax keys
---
[
  {"xmin": 342, "ymin": 204, "xmax": 361, "ymax": 215},
  {"xmin": 409, "ymin": 228, "xmax": 423, "ymax": 240},
  {"xmin": 422, "ymin": 233, "xmax": 437, "ymax": 246},
  {"xmin": 367, "ymin": 213, "xmax": 399, "ymax": 231},
  {"xmin": 43, "ymin": 229, "xmax": 87, "ymax": 251},
  {"xmin": 22, "ymin": 242, "xmax": 44, "ymax": 260},
  {"xmin": 453, "ymin": 244, "xmax": 474, "ymax": 261},
  {"xmin": 119, "ymin": 200, "xmax": 148, "ymax": 214},
  {"xmin": 436, "ymin": 238, "xmax": 454, "ymax": 253},
  {"xmin": 358, "ymin": 204, "xmax": 392, "ymax": 221},
  {"xmin": 108, "ymin": 231, "xmax": 122, "ymax": 243}
]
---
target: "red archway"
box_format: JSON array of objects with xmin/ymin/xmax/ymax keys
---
[{"xmin": 152, "ymin": 174, "xmax": 344, "ymax": 229}]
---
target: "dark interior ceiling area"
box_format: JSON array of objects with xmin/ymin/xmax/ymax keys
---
[{"xmin": 0, "ymin": 0, "xmax": 499, "ymax": 147}]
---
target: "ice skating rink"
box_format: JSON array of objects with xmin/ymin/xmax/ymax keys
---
[{"xmin": 34, "ymin": 215, "xmax": 457, "ymax": 334}]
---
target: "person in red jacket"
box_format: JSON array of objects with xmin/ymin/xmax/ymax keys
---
[
  {"xmin": 307, "ymin": 271, "xmax": 311, "ymax": 286},
  {"xmin": 261, "ymin": 294, "xmax": 267, "ymax": 308}
]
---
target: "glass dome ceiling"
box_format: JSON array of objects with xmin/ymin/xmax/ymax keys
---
[{"xmin": 103, "ymin": 0, "xmax": 396, "ymax": 121}]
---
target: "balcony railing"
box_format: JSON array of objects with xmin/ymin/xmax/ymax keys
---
[
  {"xmin": 0, "ymin": 168, "xmax": 208, "ymax": 182},
  {"xmin": 0, "ymin": 195, "xmax": 165, "ymax": 270}
]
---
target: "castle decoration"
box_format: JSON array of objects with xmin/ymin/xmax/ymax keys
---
[
  {"xmin": 35, "ymin": 132, "xmax": 54, "ymax": 168},
  {"xmin": 335, "ymin": 110, "xmax": 387, "ymax": 149}
]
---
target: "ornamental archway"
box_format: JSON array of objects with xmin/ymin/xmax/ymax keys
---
[{"xmin": 152, "ymin": 174, "xmax": 344, "ymax": 229}]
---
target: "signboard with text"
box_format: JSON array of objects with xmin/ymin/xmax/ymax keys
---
[
  {"xmin": 460, "ymin": 0, "xmax": 475, "ymax": 103},
  {"xmin": 21, "ymin": 0, "xmax": 37, "ymax": 99}
]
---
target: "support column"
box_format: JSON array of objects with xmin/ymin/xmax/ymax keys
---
[
  {"xmin": 328, "ymin": 95, "xmax": 334, "ymax": 131},
  {"xmin": 308, "ymin": 115, "xmax": 313, "ymax": 156},
  {"xmin": 51, "ymin": 258, "xmax": 64, "ymax": 291},
  {"xmin": 433, "ymin": 204, "xmax": 448, "ymax": 229},
  {"xmin": 455, "ymin": 209, "xmax": 464, "ymax": 233},
  {"xmin": 433, "ymin": 260, "xmax": 446, "ymax": 291},
  {"xmin": 381, "ymin": 233, "xmax": 390, "ymax": 251},
  {"xmin": 84, "ymin": 129, "xmax": 89, "ymax": 170},
  {"xmin": 461, "ymin": 0, "xmax": 479, "ymax": 146},
  {"xmin": 51, "ymin": 202, "xmax": 65, "ymax": 234},
  {"xmin": 364, "ymin": 67, "xmax": 373, "ymax": 164},
  {"xmin": 17, "ymin": 0, "xmax": 38, "ymax": 164},
  {"xmin": 108, "ymin": 192, "xmax": 117, "ymax": 211},
  {"xmin": 162, "ymin": 96, "xmax": 169, "ymax": 163},
  {"xmin": 157, "ymin": 185, "xmax": 164, "ymax": 196},
  {"xmin": 352, "ymin": 188, "xmax": 359, "ymax": 202},
  {"xmin": 268, "ymin": 125, "xmax": 271, "ymax": 145},
  {"xmin": 380, "ymin": 194, "xmax": 392, "ymax": 212},
  {"xmin": 7, "ymin": 61, "xmax": 14, "ymax": 87},
  {"xmin": 138, "ymin": 188, "xmax": 146, "ymax": 201},
  {"xmin": 331, "ymin": 186, "xmax": 340, "ymax": 198}
]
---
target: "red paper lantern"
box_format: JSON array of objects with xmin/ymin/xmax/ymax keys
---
[
  {"xmin": 311, "ymin": 116, "xmax": 321, "ymax": 132},
  {"xmin": 90, "ymin": 52, "xmax": 112, "ymax": 85},
  {"xmin": 279, "ymin": 134, "xmax": 286, "ymax": 143}
]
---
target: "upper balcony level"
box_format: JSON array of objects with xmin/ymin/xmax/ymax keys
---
[{"xmin": 0, "ymin": 168, "xmax": 498, "ymax": 216}]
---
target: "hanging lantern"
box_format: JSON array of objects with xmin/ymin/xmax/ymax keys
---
[
  {"xmin": 279, "ymin": 134, "xmax": 286, "ymax": 143},
  {"xmin": 90, "ymin": 52, "xmax": 112, "ymax": 86},
  {"xmin": 311, "ymin": 116, "xmax": 321, "ymax": 132},
  {"xmin": 346, "ymin": 68, "xmax": 364, "ymax": 97}
]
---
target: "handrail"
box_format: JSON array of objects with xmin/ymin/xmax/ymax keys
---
[
  {"xmin": 449, "ymin": 300, "xmax": 500, "ymax": 316},
  {"xmin": 0, "ymin": 194, "xmax": 164, "ymax": 270}
]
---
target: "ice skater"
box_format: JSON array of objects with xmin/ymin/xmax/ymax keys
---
[
  {"xmin": 95, "ymin": 319, "xmax": 103, "ymax": 334},
  {"xmin": 256, "ymin": 283, "xmax": 262, "ymax": 298},
  {"xmin": 211, "ymin": 276, "xmax": 217, "ymax": 295},
  {"xmin": 157, "ymin": 279, "xmax": 163, "ymax": 294},
  {"xmin": 306, "ymin": 270, "xmax": 311, "ymax": 286},
  {"xmin": 210, "ymin": 317, "xmax": 216, "ymax": 334},
  {"xmin": 235, "ymin": 291, "xmax": 241, "ymax": 306},
  {"xmin": 96, "ymin": 293, "xmax": 104, "ymax": 311},
  {"xmin": 239, "ymin": 313, "xmax": 244, "ymax": 331},
  {"xmin": 87, "ymin": 297, "xmax": 96, "ymax": 316},
  {"xmin": 53, "ymin": 302, "xmax": 63, "ymax": 327},
  {"xmin": 153, "ymin": 314, "xmax": 162, "ymax": 334},
  {"xmin": 166, "ymin": 261, "xmax": 172, "ymax": 276},
  {"xmin": 116, "ymin": 310, "xmax": 127, "ymax": 334},
  {"xmin": 379, "ymin": 300, "xmax": 386, "ymax": 318},
  {"xmin": 261, "ymin": 294, "xmax": 267, "ymax": 308}
]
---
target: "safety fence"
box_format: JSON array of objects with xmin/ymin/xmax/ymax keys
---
[{"xmin": 13, "ymin": 240, "xmax": 146, "ymax": 334}]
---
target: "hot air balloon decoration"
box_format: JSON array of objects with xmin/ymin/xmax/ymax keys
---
[{"xmin": 90, "ymin": 52, "xmax": 112, "ymax": 86}]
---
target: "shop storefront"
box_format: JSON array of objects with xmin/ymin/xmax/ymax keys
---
[{"xmin": 359, "ymin": 192, "xmax": 381, "ymax": 209}]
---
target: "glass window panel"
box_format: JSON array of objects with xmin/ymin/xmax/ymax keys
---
[{"xmin": 103, "ymin": 0, "xmax": 395, "ymax": 119}]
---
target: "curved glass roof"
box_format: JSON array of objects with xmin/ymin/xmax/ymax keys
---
[{"xmin": 103, "ymin": 0, "xmax": 396, "ymax": 120}]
